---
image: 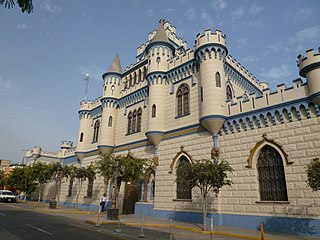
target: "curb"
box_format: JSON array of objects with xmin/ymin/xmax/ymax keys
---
[
  {"xmin": 35, "ymin": 208, "xmax": 97, "ymax": 215},
  {"xmin": 85, "ymin": 219, "xmax": 271, "ymax": 240}
]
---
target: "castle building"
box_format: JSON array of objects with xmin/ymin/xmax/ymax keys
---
[{"xmin": 25, "ymin": 20, "xmax": 320, "ymax": 237}]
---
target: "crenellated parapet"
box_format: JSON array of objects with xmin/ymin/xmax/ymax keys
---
[
  {"xmin": 195, "ymin": 29, "xmax": 228, "ymax": 62},
  {"xmin": 223, "ymin": 79, "xmax": 319, "ymax": 134},
  {"xmin": 80, "ymin": 98, "xmax": 102, "ymax": 111},
  {"xmin": 225, "ymin": 55, "xmax": 262, "ymax": 95},
  {"xmin": 297, "ymin": 47, "xmax": 320, "ymax": 105}
]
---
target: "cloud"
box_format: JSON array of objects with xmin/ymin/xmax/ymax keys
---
[
  {"xmin": 235, "ymin": 38, "xmax": 248, "ymax": 50},
  {"xmin": 259, "ymin": 65, "xmax": 292, "ymax": 81},
  {"xmin": 185, "ymin": 8, "xmax": 197, "ymax": 21},
  {"xmin": 145, "ymin": 8, "xmax": 155, "ymax": 17},
  {"xmin": 250, "ymin": 5, "xmax": 263, "ymax": 15},
  {"xmin": 294, "ymin": 7, "xmax": 313, "ymax": 21},
  {"xmin": 241, "ymin": 56, "xmax": 260, "ymax": 64},
  {"xmin": 211, "ymin": 0, "xmax": 226, "ymax": 10},
  {"xmin": 0, "ymin": 77, "xmax": 13, "ymax": 96},
  {"xmin": 200, "ymin": 11, "xmax": 214, "ymax": 27},
  {"xmin": 231, "ymin": 7, "xmax": 244, "ymax": 20},
  {"xmin": 40, "ymin": 0, "xmax": 61, "ymax": 14},
  {"xmin": 16, "ymin": 23, "xmax": 27, "ymax": 29}
]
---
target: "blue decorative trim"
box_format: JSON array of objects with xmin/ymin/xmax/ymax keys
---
[
  {"xmin": 122, "ymin": 59, "xmax": 148, "ymax": 77},
  {"xmin": 97, "ymin": 145, "xmax": 114, "ymax": 149},
  {"xmin": 199, "ymin": 115, "xmax": 226, "ymax": 122},
  {"xmin": 146, "ymin": 41, "xmax": 175, "ymax": 54},
  {"xmin": 195, "ymin": 43, "xmax": 228, "ymax": 56},
  {"xmin": 102, "ymin": 72, "xmax": 121, "ymax": 80},
  {"xmin": 299, "ymin": 61, "xmax": 320, "ymax": 77},
  {"xmin": 309, "ymin": 91, "xmax": 320, "ymax": 100},
  {"xmin": 145, "ymin": 131, "xmax": 164, "ymax": 136}
]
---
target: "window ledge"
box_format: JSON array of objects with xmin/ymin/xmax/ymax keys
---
[
  {"xmin": 126, "ymin": 130, "xmax": 142, "ymax": 136},
  {"xmin": 175, "ymin": 113, "xmax": 190, "ymax": 119},
  {"xmin": 256, "ymin": 201, "xmax": 290, "ymax": 204},
  {"xmin": 172, "ymin": 199, "xmax": 192, "ymax": 202}
]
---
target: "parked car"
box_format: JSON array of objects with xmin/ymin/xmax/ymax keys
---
[{"xmin": 0, "ymin": 190, "xmax": 17, "ymax": 202}]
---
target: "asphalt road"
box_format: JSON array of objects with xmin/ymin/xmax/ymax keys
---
[
  {"xmin": 0, "ymin": 202, "xmax": 241, "ymax": 240},
  {"xmin": 0, "ymin": 202, "xmax": 126, "ymax": 240}
]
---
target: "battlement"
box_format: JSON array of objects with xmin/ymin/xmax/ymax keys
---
[
  {"xmin": 79, "ymin": 97, "xmax": 102, "ymax": 111},
  {"xmin": 227, "ymin": 79, "xmax": 308, "ymax": 116},
  {"xmin": 136, "ymin": 20, "xmax": 187, "ymax": 58},
  {"xmin": 168, "ymin": 48, "xmax": 195, "ymax": 70},
  {"xmin": 60, "ymin": 141, "xmax": 73, "ymax": 149},
  {"xmin": 195, "ymin": 29, "xmax": 227, "ymax": 50},
  {"xmin": 225, "ymin": 55, "xmax": 261, "ymax": 91},
  {"xmin": 297, "ymin": 47, "xmax": 320, "ymax": 77}
]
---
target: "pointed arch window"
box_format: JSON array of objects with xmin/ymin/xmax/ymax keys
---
[
  {"xmin": 216, "ymin": 72, "xmax": 221, "ymax": 87},
  {"xmin": 80, "ymin": 132, "xmax": 84, "ymax": 142},
  {"xmin": 93, "ymin": 120, "xmax": 100, "ymax": 142},
  {"xmin": 108, "ymin": 116, "xmax": 113, "ymax": 127},
  {"xmin": 127, "ymin": 112, "xmax": 132, "ymax": 134},
  {"xmin": 176, "ymin": 157, "xmax": 192, "ymax": 200},
  {"xmin": 176, "ymin": 84, "xmax": 190, "ymax": 117},
  {"xmin": 152, "ymin": 104, "xmax": 156, "ymax": 118},
  {"xmin": 226, "ymin": 85, "xmax": 232, "ymax": 100},
  {"xmin": 137, "ymin": 108, "xmax": 142, "ymax": 132},
  {"xmin": 257, "ymin": 145, "xmax": 288, "ymax": 201}
]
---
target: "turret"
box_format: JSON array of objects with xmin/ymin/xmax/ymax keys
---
[
  {"xmin": 98, "ymin": 54, "xmax": 122, "ymax": 156},
  {"xmin": 32, "ymin": 146, "xmax": 41, "ymax": 161},
  {"xmin": 195, "ymin": 29, "xmax": 228, "ymax": 135},
  {"xmin": 297, "ymin": 47, "xmax": 320, "ymax": 105},
  {"xmin": 75, "ymin": 106, "xmax": 91, "ymax": 162},
  {"xmin": 145, "ymin": 20, "xmax": 174, "ymax": 153}
]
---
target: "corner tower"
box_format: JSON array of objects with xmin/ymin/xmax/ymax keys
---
[
  {"xmin": 298, "ymin": 47, "xmax": 320, "ymax": 105},
  {"xmin": 195, "ymin": 29, "xmax": 228, "ymax": 136},
  {"xmin": 145, "ymin": 20, "xmax": 174, "ymax": 154},
  {"xmin": 98, "ymin": 54, "xmax": 122, "ymax": 155}
]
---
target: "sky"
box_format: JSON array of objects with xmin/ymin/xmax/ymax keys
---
[{"xmin": 0, "ymin": 0, "xmax": 319, "ymax": 163}]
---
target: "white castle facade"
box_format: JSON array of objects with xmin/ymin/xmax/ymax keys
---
[{"xmin": 25, "ymin": 20, "xmax": 320, "ymax": 236}]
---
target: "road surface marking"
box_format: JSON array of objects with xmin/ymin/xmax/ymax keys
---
[
  {"xmin": 70, "ymin": 223, "xmax": 129, "ymax": 240},
  {"xmin": 26, "ymin": 224, "xmax": 53, "ymax": 235},
  {"xmin": 0, "ymin": 213, "xmax": 5, "ymax": 216}
]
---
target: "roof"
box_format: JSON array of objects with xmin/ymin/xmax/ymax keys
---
[
  {"xmin": 107, "ymin": 54, "xmax": 122, "ymax": 74},
  {"xmin": 150, "ymin": 19, "xmax": 169, "ymax": 44}
]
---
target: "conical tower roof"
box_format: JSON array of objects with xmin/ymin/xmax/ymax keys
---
[
  {"xmin": 107, "ymin": 54, "xmax": 122, "ymax": 74},
  {"xmin": 150, "ymin": 19, "xmax": 169, "ymax": 44}
]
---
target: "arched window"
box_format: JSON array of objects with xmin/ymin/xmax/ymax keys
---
[
  {"xmin": 226, "ymin": 85, "xmax": 232, "ymax": 100},
  {"xmin": 93, "ymin": 120, "xmax": 100, "ymax": 142},
  {"xmin": 216, "ymin": 72, "xmax": 221, "ymax": 87},
  {"xmin": 127, "ymin": 112, "xmax": 132, "ymax": 134},
  {"xmin": 137, "ymin": 108, "xmax": 142, "ymax": 132},
  {"xmin": 87, "ymin": 178, "xmax": 94, "ymax": 197},
  {"xmin": 176, "ymin": 84, "xmax": 190, "ymax": 117},
  {"xmin": 67, "ymin": 176, "xmax": 74, "ymax": 197},
  {"xmin": 176, "ymin": 156, "xmax": 192, "ymax": 200},
  {"xmin": 128, "ymin": 75, "xmax": 132, "ymax": 88},
  {"xmin": 257, "ymin": 146, "xmax": 288, "ymax": 201},
  {"xmin": 152, "ymin": 104, "xmax": 156, "ymax": 118},
  {"xmin": 132, "ymin": 110, "xmax": 137, "ymax": 133},
  {"xmin": 80, "ymin": 132, "xmax": 84, "ymax": 142},
  {"xmin": 108, "ymin": 116, "xmax": 113, "ymax": 127}
]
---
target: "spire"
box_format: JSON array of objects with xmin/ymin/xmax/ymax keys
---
[
  {"xmin": 107, "ymin": 54, "xmax": 122, "ymax": 74},
  {"xmin": 151, "ymin": 19, "xmax": 169, "ymax": 44}
]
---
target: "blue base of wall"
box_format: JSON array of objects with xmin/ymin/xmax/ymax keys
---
[
  {"xmin": 135, "ymin": 202, "xmax": 320, "ymax": 237},
  {"xmin": 58, "ymin": 201, "xmax": 112, "ymax": 212}
]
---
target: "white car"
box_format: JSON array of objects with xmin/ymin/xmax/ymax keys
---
[{"xmin": 0, "ymin": 190, "xmax": 17, "ymax": 203}]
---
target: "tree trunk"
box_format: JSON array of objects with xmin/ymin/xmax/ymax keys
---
[
  {"xmin": 112, "ymin": 175, "xmax": 118, "ymax": 209},
  {"xmin": 202, "ymin": 192, "xmax": 207, "ymax": 231},
  {"xmin": 76, "ymin": 179, "xmax": 82, "ymax": 210},
  {"xmin": 37, "ymin": 183, "xmax": 41, "ymax": 204},
  {"xmin": 57, "ymin": 179, "xmax": 62, "ymax": 206}
]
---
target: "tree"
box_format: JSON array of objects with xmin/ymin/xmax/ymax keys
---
[
  {"xmin": 74, "ymin": 164, "xmax": 95, "ymax": 209},
  {"xmin": 0, "ymin": 0, "xmax": 33, "ymax": 13},
  {"xmin": 31, "ymin": 162, "xmax": 54, "ymax": 203},
  {"xmin": 6, "ymin": 166, "xmax": 37, "ymax": 200},
  {"xmin": 176, "ymin": 159, "xmax": 233, "ymax": 231},
  {"xmin": 306, "ymin": 157, "xmax": 320, "ymax": 191},
  {"xmin": 0, "ymin": 169, "xmax": 7, "ymax": 189},
  {"xmin": 95, "ymin": 152, "xmax": 147, "ymax": 210},
  {"xmin": 49, "ymin": 162, "xmax": 68, "ymax": 204}
]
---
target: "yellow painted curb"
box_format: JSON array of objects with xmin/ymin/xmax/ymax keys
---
[
  {"xmin": 85, "ymin": 220, "xmax": 271, "ymax": 240},
  {"xmin": 36, "ymin": 208, "xmax": 95, "ymax": 214}
]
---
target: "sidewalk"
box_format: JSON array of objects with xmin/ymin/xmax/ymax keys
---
[{"xmin": 18, "ymin": 201, "xmax": 317, "ymax": 240}]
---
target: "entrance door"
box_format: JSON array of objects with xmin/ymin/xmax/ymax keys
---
[{"xmin": 122, "ymin": 182, "xmax": 140, "ymax": 214}]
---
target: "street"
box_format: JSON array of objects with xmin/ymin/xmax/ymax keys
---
[{"xmin": 0, "ymin": 202, "xmax": 242, "ymax": 240}]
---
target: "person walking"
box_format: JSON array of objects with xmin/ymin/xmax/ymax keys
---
[{"xmin": 100, "ymin": 193, "xmax": 107, "ymax": 212}]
